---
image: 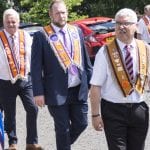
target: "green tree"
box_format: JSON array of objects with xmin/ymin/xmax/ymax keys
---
[
  {"xmin": 79, "ymin": 0, "xmax": 150, "ymax": 17},
  {"xmin": 2, "ymin": 0, "xmax": 150, "ymax": 27},
  {"xmin": 20, "ymin": 0, "xmax": 86, "ymax": 25},
  {"xmin": 0, "ymin": 0, "xmax": 10, "ymax": 27}
]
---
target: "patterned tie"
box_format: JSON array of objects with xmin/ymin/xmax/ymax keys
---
[
  {"xmin": 11, "ymin": 35, "xmax": 20, "ymax": 72},
  {"xmin": 125, "ymin": 45, "xmax": 134, "ymax": 81}
]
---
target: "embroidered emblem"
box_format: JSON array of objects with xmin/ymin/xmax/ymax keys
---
[
  {"xmin": 107, "ymin": 39, "xmax": 148, "ymax": 96},
  {"xmin": 50, "ymin": 34, "xmax": 58, "ymax": 41}
]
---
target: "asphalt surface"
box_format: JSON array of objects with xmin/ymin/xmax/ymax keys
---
[{"xmin": 4, "ymin": 93, "xmax": 150, "ymax": 150}]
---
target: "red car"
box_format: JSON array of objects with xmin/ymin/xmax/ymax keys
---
[{"xmin": 71, "ymin": 17, "xmax": 115, "ymax": 62}]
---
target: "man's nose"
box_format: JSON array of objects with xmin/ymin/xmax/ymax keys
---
[
  {"xmin": 119, "ymin": 24, "xmax": 126, "ymax": 29},
  {"xmin": 9, "ymin": 22, "xmax": 14, "ymax": 26}
]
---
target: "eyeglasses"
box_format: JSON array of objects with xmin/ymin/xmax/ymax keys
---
[{"xmin": 116, "ymin": 21, "xmax": 135, "ymax": 26}]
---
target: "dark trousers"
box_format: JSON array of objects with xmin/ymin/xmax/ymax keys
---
[
  {"xmin": 101, "ymin": 99, "xmax": 149, "ymax": 150},
  {"xmin": 48, "ymin": 86, "xmax": 88, "ymax": 150},
  {"xmin": 0, "ymin": 77, "xmax": 38, "ymax": 145}
]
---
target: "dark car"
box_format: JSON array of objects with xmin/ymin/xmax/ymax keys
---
[{"xmin": 71, "ymin": 17, "xmax": 115, "ymax": 63}]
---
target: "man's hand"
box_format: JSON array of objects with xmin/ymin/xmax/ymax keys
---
[
  {"xmin": 92, "ymin": 116, "xmax": 104, "ymax": 131},
  {"xmin": 90, "ymin": 85, "xmax": 103, "ymax": 131},
  {"xmin": 34, "ymin": 95, "xmax": 45, "ymax": 107}
]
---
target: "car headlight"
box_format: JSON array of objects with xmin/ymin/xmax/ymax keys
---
[{"xmin": 85, "ymin": 35, "xmax": 98, "ymax": 42}]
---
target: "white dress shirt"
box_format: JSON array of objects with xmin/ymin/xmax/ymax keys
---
[
  {"xmin": 90, "ymin": 38, "xmax": 146, "ymax": 103},
  {"xmin": 0, "ymin": 29, "xmax": 32, "ymax": 81}
]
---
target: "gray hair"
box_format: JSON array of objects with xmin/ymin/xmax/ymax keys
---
[
  {"xmin": 115, "ymin": 8, "xmax": 137, "ymax": 23},
  {"xmin": 3, "ymin": 8, "xmax": 20, "ymax": 23}
]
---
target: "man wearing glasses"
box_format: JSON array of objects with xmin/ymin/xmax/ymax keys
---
[{"xmin": 90, "ymin": 8, "xmax": 150, "ymax": 150}]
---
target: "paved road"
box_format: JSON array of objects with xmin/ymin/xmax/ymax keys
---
[{"xmin": 4, "ymin": 93, "xmax": 150, "ymax": 150}]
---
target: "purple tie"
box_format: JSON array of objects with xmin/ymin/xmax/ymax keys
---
[
  {"xmin": 60, "ymin": 29, "xmax": 72, "ymax": 56},
  {"xmin": 59, "ymin": 29, "xmax": 78, "ymax": 75},
  {"xmin": 125, "ymin": 45, "xmax": 134, "ymax": 81},
  {"xmin": 59, "ymin": 29, "xmax": 68, "ymax": 48}
]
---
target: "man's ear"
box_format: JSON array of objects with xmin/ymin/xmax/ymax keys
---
[
  {"xmin": 49, "ymin": 11, "xmax": 53, "ymax": 21},
  {"xmin": 48, "ymin": 11, "xmax": 51, "ymax": 18}
]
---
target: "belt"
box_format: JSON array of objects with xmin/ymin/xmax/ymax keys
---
[
  {"xmin": 68, "ymin": 84, "xmax": 80, "ymax": 91},
  {"xmin": 119, "ymin": 103, "xmax": 136, "ymax": 108},
  {"xmin": 102, "ymin": 99, "xmax": 144, "ymax": 108}
]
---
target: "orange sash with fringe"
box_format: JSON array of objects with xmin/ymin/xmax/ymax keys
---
[
  {"xmin": 43, "ymin": 25, "xmax": 82, "ymax": 72},
  {"xmin": 107, "ymin": 39, "xmax": 148, "ymax": 97},
  {"xmin": 0, "ymin": 30, "xmax": 26, "ymax": 78}
]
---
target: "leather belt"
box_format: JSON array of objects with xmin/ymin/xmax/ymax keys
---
[
  {"xmin": 102, "ymin": 98, "xmax": 144, "ymax": 108},
  {"xmin": 119, "ymin": 103, "xmax": 135, "ymax": 108}
]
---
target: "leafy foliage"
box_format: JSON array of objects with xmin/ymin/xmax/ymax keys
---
[
  {"xmin": 20, "ymin": 0, "xmax": 86, "ymax": 25},
  {"xmin": 1, "ymin": 0, "xmax": 150, "ymax": 27},
  {"xmin": 79, "ymin": 0, "xmax": 150, "ymax": 17},
  {"xmin": 0, "ymin": 0, "xmax": 9, "ymax": 26}
]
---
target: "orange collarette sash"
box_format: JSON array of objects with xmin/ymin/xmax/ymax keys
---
[
  {"xmin": 0, "ymin": 30, "xmax": 26, "ymax": 81},
  {"xmin": 143, "ymin": 15, "xmax": 150, "ymax": 34},
  {"xmin": 43, "ymin": 24, "xmax": 82, "ymax": 72},
  {"xmin": 107, "ymin": 39, "xmax": 148, "ymax": 97}
]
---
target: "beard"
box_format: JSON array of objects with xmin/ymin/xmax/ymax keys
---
[{"xmin": 53, "ymin": 20, "xmax": 67, "ymax": 28}]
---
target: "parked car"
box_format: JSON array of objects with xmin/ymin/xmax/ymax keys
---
[
  {"xmin": 71, "ymin": 17, "xmax": 115, "ymax": 63},
  {"xmin": 19, "ymin": 22, "xmax": 43, "ymax": 37}
]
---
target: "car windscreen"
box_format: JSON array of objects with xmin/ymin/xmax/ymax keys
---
[
  {"xmin": 87, "ymin": 20, "xmax": 115, "ymax": 34},
  {"xmin": 23, "ymin": 26, "xmax": 42, "ymax": 35}
]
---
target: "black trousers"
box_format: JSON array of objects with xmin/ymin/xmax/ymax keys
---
[
  {"xmin": 48, "ymin": 85, "xmax": 88, "ymax": 150},
  {"xmin": 0, "ymin": 77, "xmax": 38, "ymax": 145},
  {"xmin": 101, "ymin": 99, "xmax": 149, "ymax": 150}
]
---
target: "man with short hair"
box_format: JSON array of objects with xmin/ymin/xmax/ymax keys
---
[
  {"xmin": 90, "ymin": 8, "xmax": 150, "ymax": 150},
  {"xmin": 0, "ymin": 8, "xmax": 42, "ymax": 150},
  {"xmin": 31, "ymin": 0, "xmax": 92, "ymax": 150}
]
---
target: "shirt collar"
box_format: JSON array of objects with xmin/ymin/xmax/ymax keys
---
[
  {"xmin": 51, "ymin": 23, "xmax": 68, "ymax": 33},
  {"xmin": 3, "ymin": 29, "xmax": 18, "ymax": 39},
  {"xmin": 116, "ymin": 38, "xmax": 136, "ymax": 53}
]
